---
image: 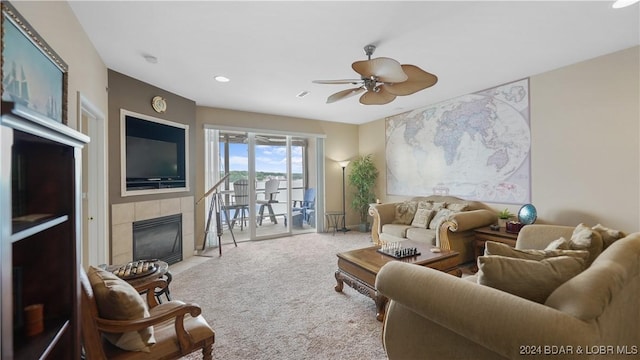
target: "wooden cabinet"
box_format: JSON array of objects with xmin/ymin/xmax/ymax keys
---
[
  {"xmin": 1, "ymin": 102, "xmax": 89, "ymax": 359},
  {"xmin": 474, "ymin": 226, "xmax": 519, "ymax": 261}
]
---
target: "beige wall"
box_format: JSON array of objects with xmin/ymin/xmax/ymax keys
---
[
  {"xmin": 530, "ymin": 46, "xmax": 639, "ymax": 231},
  {"xmin": 107, "ymin": 70, "xmax": 196, "ymax": 204},
  {"xmin": 11, "ymin": 1, "xmax": 108, "ymax": 130},
  {"xmin": 359, "ymin": 46, "xmax": 640, "ymax": 232},
  {"xmin": 106, "ymin": 70, "xmax": 197, "ymax": 261},
  {"xmin": 321, "ymin": 121, "xmax": 359, "ymax": 221},
  {"xmin": 17, "ymin": 0, "xmax": 638, "ymax": 244}
]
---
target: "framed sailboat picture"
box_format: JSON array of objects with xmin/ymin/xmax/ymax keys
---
[{"xmin": 1, "ymin": 1, "xmax": 68, "ymax": 124}]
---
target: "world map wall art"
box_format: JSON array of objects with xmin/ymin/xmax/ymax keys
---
[{"xmin": 385, "ymin": 78, "xmax": 530, "ymax": 204}]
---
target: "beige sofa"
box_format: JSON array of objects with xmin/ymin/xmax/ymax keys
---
[
  {"xmin": 369, "ymin": 195, "xmax": 497, "ymax": 264},
  {"xmin": 376, "ymin": 224, "xmax": 639, "ymax": 360}
]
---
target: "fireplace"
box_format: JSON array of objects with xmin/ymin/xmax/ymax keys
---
[{"xmin": 133, "ymin": 214, "xmax": 183, "ymax": 265}]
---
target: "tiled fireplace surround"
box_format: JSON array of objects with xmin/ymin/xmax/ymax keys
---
[{"xmin": 111, "ymin": 196, "xmax": 195, "ymax": 265}]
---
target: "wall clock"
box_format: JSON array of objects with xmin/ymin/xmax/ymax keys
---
[{"xmin": 151, "ymin": 96, "xmax": 167, "ymax": 113}]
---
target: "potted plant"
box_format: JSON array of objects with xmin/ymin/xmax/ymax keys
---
[
  {"xmin": 497, "ymin": 208, "xmax": 513, "ymax": 228},
  {"xmin": 348, "ymin": 154, "xmax": 379, "ymax": 232}
]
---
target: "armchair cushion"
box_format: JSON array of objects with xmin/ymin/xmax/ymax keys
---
[
  {"xmin": 477, "ymin": 255, "xmax": 586, "ymax": 303},
  {"xmin": 411, "ymin": 208, "xmax": 436, "ymax": 228},
  {"xmin": 485, "ymin": 240, "xmax": 589, "ymax": 261},
  {"xmin": 88, "ymin": 266, "xmax": 156, "ymax": 352}
]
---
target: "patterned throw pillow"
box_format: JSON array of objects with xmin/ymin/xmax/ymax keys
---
[
  {"xmin": 393, "ymin": 201, "xmax": 418, "ymax": 225},
  {"xmin": 88, "ymin": 266, "xmax": 156, "ymax": 352},
  {"xmin": 417, "ymin": 200, "xmax": 432, "ymax": 209},
  {"xmin": 446, "ymin": 202, "xmax": 469, "ymax": 212},
  {"xmin": 417, "ymin": 201, "xmax": 447, "ymax": 211},
  {"xmin": 411, "ymin": 209, "xmax": 436, "ymax": 228}
]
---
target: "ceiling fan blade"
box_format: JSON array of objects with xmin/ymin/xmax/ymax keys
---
[
  {"xmin": 359, "ymin": 86, "xmax": 396, "ymax": 105},
  {"xmin": 312, "ymin": 79, "xmax": 363, "ymax": 85},
  {"xmin": 385, "ymin": 65, "xmax": 438, "ymax": 96},
  {"xmin": 327, "ymin": 87, "xmax": 365, "ymax": 104},
  {"xmin": 352, "ymin": 57, "xmax": 408, "ymax": 83}
]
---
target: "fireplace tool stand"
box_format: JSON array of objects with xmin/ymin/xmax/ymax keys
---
[{"xmin": 197, "ymin": 174, "xmax": 237, "ymax": 256}]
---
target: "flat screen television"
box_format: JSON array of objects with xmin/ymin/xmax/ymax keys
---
[
  {"xmin": 126, "ymin": 136, "xmax": 178, "ymax": 180},
  {"xmin": 121, "ymin": 109, "xmax": 189, "ymax": 195}
]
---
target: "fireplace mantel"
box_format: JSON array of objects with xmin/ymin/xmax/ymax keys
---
[{"xmin": 111, "ymin": 196, "xmax": 194, "ymax": 265}]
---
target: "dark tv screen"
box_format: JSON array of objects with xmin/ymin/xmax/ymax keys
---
[
  {"xmin": 124, "ymin": 114, "xmax": 186, "ymax": 184},
  {"xmin": 126, "ymin": 136, "xmax": 178, "ymax": 179}
]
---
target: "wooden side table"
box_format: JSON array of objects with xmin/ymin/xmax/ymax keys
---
[
  {"xmin": 474, "ymin": 226, "xmax": 519, "ymax": 263},
  {"xmin": 102, "ymin": 260, "xmax": 172, "ymax": 303}
]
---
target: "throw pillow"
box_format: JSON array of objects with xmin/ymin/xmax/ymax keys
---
[
  {"xmin": 417, "ymin": 200, "xmax": 432, "ymax": 209},
  {"xmin": 569, "ymin": 223, "xmax": 603, "ymax": 265},
  {"xmin": 591, "ymin": 224, "xmax": 626, "ymax": 249},
  {"xmin": 411, "ymin": 209, "xmax": 436, "ymax": 228},
  {"xmin": 431, "ymin": 201, "xmax": 447, "ymax": 211},
  {"xmin": 545, "ymin": 237, "xmax": 570, "ymax": 250},
  {"xmin": 88, "ymin": 266, "xmax": 156, "ymax": 352},
  {"xmin": 428, "ymin": 208, "xmax": 454, "ymax": 229},
  {"xmin": 417, "ymin": 200, "xmax": 447, "ymax": 211},
  {"xmin": 392, "ymin": 201, "xmax": 418, "ymax": 225},
  {"xmin": 446, "ymin": 203, "xmax": 469, "ymax": 212},
  {"xmin": 484, "ymin": 240, "xmax": 589, "ymax": 262},
  {"xmin": 477, "ymin": 255, "xmax": 586, "ymax": 303}
]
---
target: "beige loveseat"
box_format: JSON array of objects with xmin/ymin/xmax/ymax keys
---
[
  {"xmin": 376, "ymin": 224, "xmax": 639, "ymax": 360},
  {"xmin": 369, "ymin": 195, "xmax": 497, "ymax": 264}
]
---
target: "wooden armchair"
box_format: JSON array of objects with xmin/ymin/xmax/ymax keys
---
[{"xmin": 80, "ymin": 267, "xmax": 214, "ymax": 359}]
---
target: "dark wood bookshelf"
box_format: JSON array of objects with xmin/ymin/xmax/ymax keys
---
[{"xmin": 1, "ymin": 101, "xmax": 89, "ymax": 359}]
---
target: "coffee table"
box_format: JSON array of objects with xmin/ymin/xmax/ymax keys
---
[{"xmin": 334, "ymin": 240, "xmax": 461, "ymax": 321}]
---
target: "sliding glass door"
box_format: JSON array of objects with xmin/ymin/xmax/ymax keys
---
[
  {"xmin": 253, "ymin": 134, "xmax": 289, "ymax": 238},
  {"xmin": 204, "ymin": 128, "xmax": 319, "ymax": 245}
]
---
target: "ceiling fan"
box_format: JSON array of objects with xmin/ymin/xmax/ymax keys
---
[{"xmin": 313, "ymin": 44, "xmax": 438, "ymax": 105}]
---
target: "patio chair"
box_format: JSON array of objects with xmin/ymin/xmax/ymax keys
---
[
  {"xmin": 292, "ymin": 188, "xmax": 316, "ymax": 226},
  {"xmin": 257, "ymin": 178, "xmax": 280, "ymax": 225},
  {"xmin": 229, "ymin": 179, "xmax": 250, "ymax": 230}
]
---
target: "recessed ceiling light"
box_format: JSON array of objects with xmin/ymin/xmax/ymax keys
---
[
  {"xmin": 214, "ymin": 75, "xmax": 230, "ymax": 83},
  {"xmin": 143, "ymin": 54, "xmax": 158, "ymax": 64},
  {"xmin": 612, "ymin": 0, "xmax": 639, "ymax": 8}
]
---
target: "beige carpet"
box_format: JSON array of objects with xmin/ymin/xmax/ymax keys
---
[{"xmin": 176, "ymin": 231, "xmax": 388, "ymax": 360}]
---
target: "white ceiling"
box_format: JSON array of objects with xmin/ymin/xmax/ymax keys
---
[{"xmin": 68, "ymin": 1, "xmax": 639, "ymax": 125}]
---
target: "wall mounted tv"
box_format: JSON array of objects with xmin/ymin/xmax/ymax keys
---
[{"xmin": 120, "ymin": 109, "xmax": 189, "ymax": 196}]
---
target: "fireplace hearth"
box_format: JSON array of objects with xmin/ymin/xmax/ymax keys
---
[{"xmin": 133, "ymin": 214, "xmax": 183, "ymax": 265}]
